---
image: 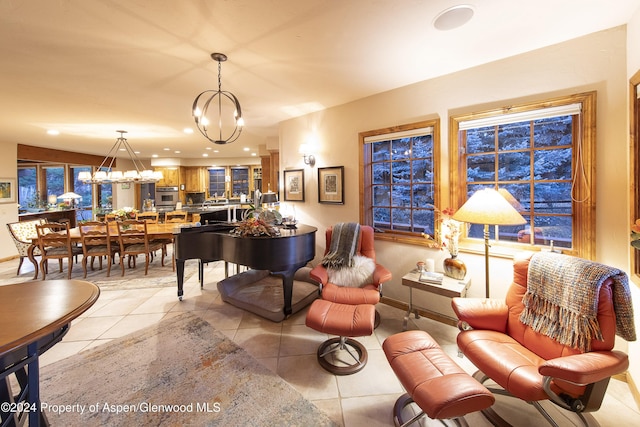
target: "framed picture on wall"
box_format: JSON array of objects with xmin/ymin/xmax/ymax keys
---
[
  {"xmin": 318, "ymin": 166, "xmax": 344, "ymax": 204},
  {"xmin": 283, "ymin": 169, "xmax": 305, "ymax": 201},
  {"xmin": 0, "ymin": 178, "xmax": 16, "ymax": 204}
]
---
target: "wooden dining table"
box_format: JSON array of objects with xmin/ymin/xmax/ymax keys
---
[
  {"xmin": 0, "ymin": 280, "xmax": 100, "ymax": 427},
  {"xmin": 27, "ymin": 222, "xmax": 193, "ymax": 280}
]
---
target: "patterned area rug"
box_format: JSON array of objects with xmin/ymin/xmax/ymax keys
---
[{"xmin": 40, "ymin": 312, "xmax": 336, "ymax": 426}]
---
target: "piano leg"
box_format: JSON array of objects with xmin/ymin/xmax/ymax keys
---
[
  {"xmin": 271, "ymin": 264, "xmax": 306, "ymax": 317},
  {"xmin": 176, "ymin": 259, "xmax": 185, "ymax": 300}
]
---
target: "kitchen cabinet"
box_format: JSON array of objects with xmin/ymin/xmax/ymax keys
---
[
  {"xmin": 155, "ymin": 167, "xmax": 180, "ymax": 187},
  {"xmin": 184, "ymin": 167, "xmax": 207, "ymax": 192}
]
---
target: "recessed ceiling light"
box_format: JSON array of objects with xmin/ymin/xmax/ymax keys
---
[
  {"xmin": 134, "ymin": 151, "xmax": 140, "ymax": 154},
  {"xmin": 47, "ymin": 129, "xmax": 59, "ymax": 135},
  {"xmin": 183, "ymin": 128, "xmax": 194, "ymax": 134},
  {"xmin": 163, "ymin": 148, "xmax": 170, "ymax": 151},
  {"xmin": 205, "ymin": 147, "xmax": 212, "ymax": 150},
  {"xmin": 251, "ymin": 153, "xmax": 256, "ymax": 156},
  {"xmin": 213, "ymin": 150, "xmax": 219, "ymax": 153},
  {"xmin": 433, "ymin": 4, "xmax": 474, "ymax": 31},
  {"xmin": 243, "ymin": 147, "xmax": 249, "ymax": 151},
  {"xmin": 152, "ymin": 154, "xmax": 159, "ymax": 158},
  {"xmin": 174, "ymin": 150, "xmax": 181, "ymax": 154},
  {"xmin": 202, "ymin": 153, "xmax": 209, "ymax": 157}
]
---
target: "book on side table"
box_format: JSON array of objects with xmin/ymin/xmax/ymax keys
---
[{"xmin": 419, "ymin": 271, "xmax": 444, "ymax": 284}]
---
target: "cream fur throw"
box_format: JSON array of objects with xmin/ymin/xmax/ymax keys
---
[{"xmin": 327, "ymin": 255, "xmax": 375, "ymax": 288}]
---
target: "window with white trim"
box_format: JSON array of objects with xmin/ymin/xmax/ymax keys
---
[{"xmin": 450, "ymin": 92, "xmax": 596, "ymax": 259}]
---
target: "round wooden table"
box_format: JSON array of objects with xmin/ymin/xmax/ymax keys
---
[{"xmin": 0, "ymin": 280, "xmax": 100, "ymax": 427}]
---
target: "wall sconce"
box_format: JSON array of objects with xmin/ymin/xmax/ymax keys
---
[{"xmin": 299, "ymin": 144, "xmax": 316, "ymax": 167}]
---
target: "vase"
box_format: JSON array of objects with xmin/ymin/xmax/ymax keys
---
[{"xmin": 443, "ymin": 254, "xmax": 466, "ymax": 279}]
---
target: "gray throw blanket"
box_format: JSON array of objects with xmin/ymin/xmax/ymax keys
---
[
  {"xmin": 321, "ymin": 222, "xmax": 360, "ymax": 269},
  {"xmin": 520, "ymin": 252, "xmax": 636, "ymax": 352}
]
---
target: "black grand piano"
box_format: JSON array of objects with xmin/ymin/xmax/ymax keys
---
[{"xmin": 173, "ymin": 223, "xmax": 317, "ymax": 316}]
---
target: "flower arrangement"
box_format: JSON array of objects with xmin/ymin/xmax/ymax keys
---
[
  {"xmin": 231, "ymin": 217, "xmax": 280, "ymax": 237},
  {"xmin": 111, "ymin": 207, "xmax": 138, "ymax": 221},
  {"xmin": 422, "ymin": 206, "xmax": 463, "ymax": 256},
  {"xmin": 632, "ymin": 219, "xmax": 640, "ymax": 249}
]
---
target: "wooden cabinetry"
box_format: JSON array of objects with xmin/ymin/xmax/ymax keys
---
[
  {"xmin": 155, "ymin": 167, "xmax": 180, "ymax": 187},
  {"xmin": 184, "ymin": 167, "xmax": 207, "ymax": 192}
]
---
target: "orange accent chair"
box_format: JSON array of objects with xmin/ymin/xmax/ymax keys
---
[
  {"xmin": 309, "ymin": 225, "xmax": 392, "ymax": 327},
  {"xmin": 451, "ymin": 252, "xmax": 633, "ymax": 427}
]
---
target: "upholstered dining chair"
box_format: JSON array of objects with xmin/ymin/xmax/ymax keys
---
[
  {"xmin": 117, "ymin": 219, "xmax": 165, "ymax": 276},
  {"xmin": 451, "ymin": 252, "xmax": 635, "ymax": 427},
  {"xmin": 79, "ymin": 221, "xmax": 119, "ymax": 277},
  {"xmin": 310, "ymin": 224, "xmax": 392, "ymax": 327},
  {"xmin": 36, "ymin": 221, "xmax": 82, "ymax": 279},
  {"xmin": 6, "ymin": 218, "xmax": 46, "ymax": 275}
]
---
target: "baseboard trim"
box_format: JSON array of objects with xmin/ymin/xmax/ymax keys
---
[
  {"xmin": 380, "ymin": 296, "xmax": 457, "ymax": 327},
  {"xmin": 0, "ymin": 255, "xmax": 18, "ymax": 264}
]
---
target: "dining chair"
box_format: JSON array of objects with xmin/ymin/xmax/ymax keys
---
[
  {"xmin": 79, "ymin": 221, "xmax": 119, "ymax": 277},
  {"xmin": 137, "ymin": 211, "xmax": 159, "ymax": 223},
  {"xmin": 117, "ymin": 219, "xmax": 165, "ymax": 276},
  {"xmin": 36, "ymin": 221, "xmax": 83, "ymax": 279},
  {"xmin": 165, "ymin": 210, "xmax": 188, "ymax": 223},
  {"xmin": 6, "ymin": 219, "xmax": 46, "ymax": 275}
]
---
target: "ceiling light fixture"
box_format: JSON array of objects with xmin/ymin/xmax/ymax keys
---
[
  {"xmin": 433, "ymin": 4, "xmax": 474, "ymax": 31},
  {"xmin": 192, "ymin": 52, "xmax": 244, "ymax": 145},
  {"xmin": 78, "ymin": 130, "xmax": 162, "ymax": 184}
]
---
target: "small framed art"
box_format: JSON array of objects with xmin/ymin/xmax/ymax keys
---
[
  {"xmin": 318, "ymin": 166, "xmax": 344, "ymax": 204},
  {"xmin": 0, "ymin": 178, "xmax": 16, "ymax": 204},
  {"xmin": 283, "ymin": 169, "xmax": 305, "ymax": 201}
]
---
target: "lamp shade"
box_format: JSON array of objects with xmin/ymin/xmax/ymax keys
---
[
  {"xmin": 452, "ymin": 188, "xmax": 526, "ymax": 225},
  {"xmin": 260, "ymin": 192, "xmax": 278, "ymax": 204},
  {"xmin": 57, "ymin": 192, "xmax": 82, "ymax": 200}
]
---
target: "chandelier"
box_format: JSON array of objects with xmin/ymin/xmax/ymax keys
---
[
  {"xmin": 78, "ymin": 130, "xmax": 163, "ymax": 184},
  {"xmin": 192, "ymin": 52, "xmax": 244, "ymax": 145}
]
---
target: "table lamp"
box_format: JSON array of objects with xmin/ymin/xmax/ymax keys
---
[
  {"xmin": 452, "ymin": 188, "xmax": 526, "ymax": 298},
  {"xmin": 58, "ymin": 192, "xmax": 82, "ymax": 207}
]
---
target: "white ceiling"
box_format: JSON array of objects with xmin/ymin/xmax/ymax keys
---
[{"xmin": 1, "ymin": 0, "xmax": 639, "ymax": 162}]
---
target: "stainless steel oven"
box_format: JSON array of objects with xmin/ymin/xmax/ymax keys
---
[{"xmin": 155, "ymin": 186, "xmax": 179, "ymax": 209}]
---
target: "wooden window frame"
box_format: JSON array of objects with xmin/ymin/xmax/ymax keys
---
[
  {"xmin": 359, "ymin": 119, "xmax": 442, "ymax": 246},
  {"xmin": 449, "ymin": 92, "xmax": 597, "ymax": 259}
]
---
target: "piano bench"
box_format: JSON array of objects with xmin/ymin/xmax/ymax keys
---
[{"xmin": 217, "ymin": 267, "xmax": 319, "ymax": 322}]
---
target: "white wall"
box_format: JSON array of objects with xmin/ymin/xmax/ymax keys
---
[
  {"xmin": 280, "ymin": 25, "xmax": 637, "ymax": 368},
  {"xmin": 0, "ymin": 143, "xmax": 18, "ymax": 260}
]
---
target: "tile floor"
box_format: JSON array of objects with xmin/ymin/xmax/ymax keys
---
[{"xmin": 1, "ymin": 256, "xmax": 638, "ymax": 426}]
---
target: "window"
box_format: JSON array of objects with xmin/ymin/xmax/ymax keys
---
[
  {"xmin": 17, "ymin": 166, "xmax": 38, "ymax": 208},
  {"xmin": 450, "ymin": 92, "xmax": 596, "ymax": 259},
  {"xmin": 208, "ymin": 168, "xmax": 226, "ymax": 197},
  {"xmin": 70, "ymin": 166, "xmax": 93, "ymax": 221},
  {"xmin": 43, "ymin": 165, "xmax": 65, "ymax": 202},
  {"xmin": 360, "ymin": 120, "xmax": 441, "ymax": 244},
  {"xmin": 231, "ymin": 167, "xmax": 249, "ymax": 196}
]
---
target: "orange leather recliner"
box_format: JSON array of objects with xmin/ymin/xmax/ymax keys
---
[
  {"xmin": 310, "ymin": 225, "xmax": 392, "ymax": 326},
  {"xmin": 451, "ymin": 252, "xmax": 634, "ymax": 427}
]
